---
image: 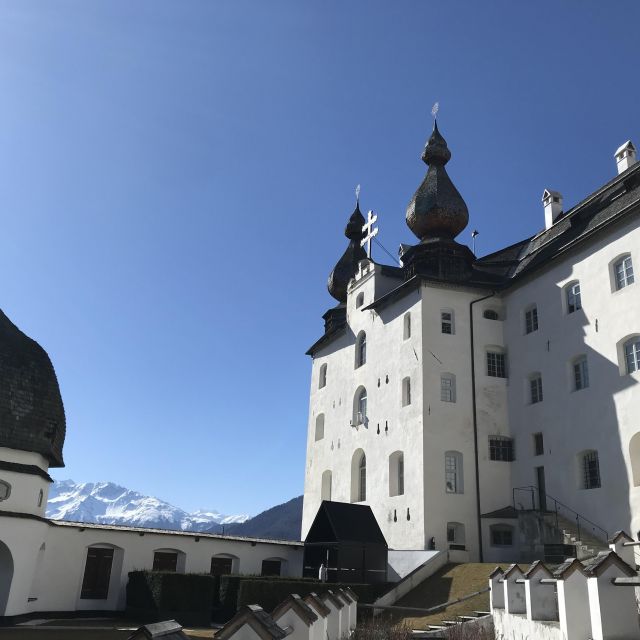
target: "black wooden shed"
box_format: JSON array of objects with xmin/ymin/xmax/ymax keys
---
[{"xmin": 303, "ymin": 501, "xmax": 388, "ymax": 584}]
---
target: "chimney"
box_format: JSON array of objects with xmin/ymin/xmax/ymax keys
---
[
  {"xmin": 614, "ymin": 141, "xmax": 637, "ymax": 175},
  {"xmin": 542, "ymin": 189, "xmax": 563, "ymax": 229}
]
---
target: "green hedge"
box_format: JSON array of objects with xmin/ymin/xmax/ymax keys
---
[
  {"xmin": 127, "ymin": 571, "xmax": 216, "ymax": 613},
  {"xmin": 237, "ymin": 579, "xmax": 377, "ymax": 612}
]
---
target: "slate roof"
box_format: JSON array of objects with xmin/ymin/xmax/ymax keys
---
[
  {"xmin": 308, "ymin": 157, "xmax": 640, "ymax": 356},
  {"xmin": 0, "ymin": 309, "xmax": 66, "ymax": 467},
  {"xmin": 524, "ymin": 560, "xmax": 552, "ymax": 579},
  {"xmin": 321, "ymin": 590, "xmax": 345, "ymax": 610},
  {"xmin": 582, "ymin": 550, "xmax": 636, "ymax": 577},
  {"xmin": 608, "ymin": 530, "xmax": 634, "ymax": 544},
  {"xmin": 305, "ymin": 501, "xmax": 387, "ymax": 545}
]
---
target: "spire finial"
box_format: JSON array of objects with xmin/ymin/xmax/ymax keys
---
[
  {"xmin": 355, "ymin": 184, "xmax": 361, "ymax": 206},
  {"xmin": 431, "ymin": 101, "xmax": 439, "ymax": 120}
]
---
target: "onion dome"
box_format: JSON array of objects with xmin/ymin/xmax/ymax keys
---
[
  {"xmin": 327, "ymin": 203, "xmax": 367, "ymax": 302},
  {"xmin": 0, "ymin": 309, "xmax": 66, "ymax": 467},
  {"xmin": 406, "ymin": 122, "xmax": 469, "ymax": 242}
]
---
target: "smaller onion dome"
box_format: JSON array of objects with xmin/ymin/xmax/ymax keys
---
[
  {"xmin": 406, "ymin": 122, "xmax": 469, "ymax": 242},
  {"xmin": 327, "ymin": 203, "xmax": 367, "ymax": 302},
  {"xmin": 0, "ymin": 310, "xmax": 66, "ymax": 467}
]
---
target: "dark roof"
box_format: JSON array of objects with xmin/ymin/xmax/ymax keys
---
[
  {"xmin": 320, "ymin": 591, "xmax": 345, "ymax": 610},
  {"xmin": 127, "ymin": 620, "xmax": 188, "ymax": 640},
  {"xmin": 524, "ymin": 560, "xmax": 552, "ymax": 579},
  {"xmin": 0, "ymin": 309, "xmax": 66, "ymax": 467},
  {"xmin": 271, "ymin": 594, "xmax": 318, "ymax": 627},
  {"xmin": 609, "ymin": 530, "xmax": 634, "ymax": 544},
  {"xmin": 217, "ymin": 605, "xmax": 287, "ymax": 640},
  {"xmin": 481, "ymin": 506, "xmax": 519, "ymax": 520},
  {"xmin": 304, "ymin": 501, "xmax": 387, "ymax": 546},
  {"xmin": 488, "ymin": 566, "xmax": 504, "ymax": 579},
  {"xmin": 582, "ymin": 550, "xmax": 636, "ymax": 577},
  {"xmin": 0, "ymin": 460, "xmax": 52, "ymax": 482},
  {"xmin": 553, "ymin": 558, "xmax": 587, "ymax": 579}
]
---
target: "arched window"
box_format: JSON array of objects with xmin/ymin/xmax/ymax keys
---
[
  {"xmin": 441, "ymin": 309, "xmax": 454, "ymax": 334},
  {"xmin": 444, "ymin": 451, "xmax": 463, "ymax": 494},
  {"xmin": 389, "ymin": 451, "xmax": 404, "ymax": 497},
  {"xmin": 351, "ymin": 449, "xmax": 366, "ymax": 502},
  {"xmin": 614, "ymin": 254, "xmax": 634, "ymax": 290},
  {"xmin": 152, "ymin": 549, "xmax": 185, "ymax": 573},
  {"xmin": 80, "ymin": 544, "xmax": 123, "ymax": 600},
  {"xmin": 490, "ymin": 524, "xmax": 514, "ymax": 547},
  {"xmin": 321, "ymin": 470, "xmax": 332, "ymax": 501},
  {"xmin": 483, "ymin": 309, "xmax": 499, "ymax": 321},
  {"xmin": 441, "ymin": 373, "xmax": 456, "ymax": 403},
  {"xmin": 210, "ymin": 554, "xmax": 239, "ymax": 576},
  {"xmin": 355, "ymin": 331, "xmax": 367, "ymax": 368},
  {"xmin": 402, "ymin": 377, "xmax": 411, "ymax": 406},
  {"xmin": 315, "ymin": 414, "xmax": 325, "ymax": 441},
  {"xmin": 580, "ymin": 450, "xmax": 601, "ymax": 489},
  {"xmin": 565, "ymin": 281, "xmax": 582, "ymax": 314},
  {"xmin": 319, "ymin": 364, "xmax": 327, "ymax": 389},
  {"xmin": 629, "ymin": 433, "xmax": 640, "ymax": 487},
  {"xmin": 447, "ymin": 522, "xmax": 466, "ymax": 549},
  {"xmin": 403, "ymin": 312, "xmax": 411, "ymax": 340},
  {"xmin": 356, "ymin": 292, "xmax": 364, "ymax": 309},
  {"xmin": 353, "ymin": 386, "xmax": 367, "ymax": 426},
  {"xmin": 624, "ymin": 337, "xmax": 640, "ymax": 374}
]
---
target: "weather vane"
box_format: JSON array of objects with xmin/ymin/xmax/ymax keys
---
[
  {"xmin": 355, "ymin": 184, "xmax": 361, "ymax": 205},
  {"xmin": 431, "ymin": 101, "xmax": 439, "ymax": 120}
]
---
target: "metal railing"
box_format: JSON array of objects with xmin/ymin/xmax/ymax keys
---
[{"xmin": 512, "ymin": 485, "xmax": 608, "ymax": 544}]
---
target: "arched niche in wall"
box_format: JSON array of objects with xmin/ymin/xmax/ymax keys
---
[{"xmin": 0, "ymin": 539, "xmax": 13, "ymax": 615}]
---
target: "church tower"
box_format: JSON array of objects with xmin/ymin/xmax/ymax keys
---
[{"xmin": 302, "ymin": 123, "xmax": 512, "ymax": 561}]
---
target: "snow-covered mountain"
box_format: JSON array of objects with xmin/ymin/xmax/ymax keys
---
[{"xmin": 46, "ymin": 480, "xmax": 249, "ymax": 532}]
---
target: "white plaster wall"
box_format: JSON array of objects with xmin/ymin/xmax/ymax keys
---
[
  {"xmin": 493, "ymin": 608, "xmax": 563, "ymax": 640},
  {"xmin": 226, "ymin": 622, "xmax": 264, "ymax": 640},
  {"xmin": 0, "ymin": 516, "xmax": 48, "ymax": 616},
  {"xmin": 0, "ymin": 448, "xmax": 51, "ymax": 517},
  {"xmin": 0, "ymin": 515, "xmax": 303, "ymax": 616},
  {"xmin": 387, "ymin": 549, "xmax": 440, "ymax": 581},
  {"xmin": 302, "ymin": 266, "xmax": 427, "ymax": 550},
  {"xmin": 503, "ymin": 214, "xmax": 640, "ymax": 540},
  {"xmin": 323, "ymin": 600, "xmax": 341, "ymax": 640}
]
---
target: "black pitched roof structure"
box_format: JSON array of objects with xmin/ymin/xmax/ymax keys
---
[
  {"xmin": 303, "ymin": 501, "xmax": 387, "ymax": 584},
  {"xmin": 307, "ymin": 127, "xmax": 640, "ymax": 356},
  {"xmin": 0, "ymin": 309, "xmax": 66, "ymax": 467}
]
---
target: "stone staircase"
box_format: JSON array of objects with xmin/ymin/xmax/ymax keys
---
[
  {"xmin": 544, "ymin": 512, "xmax": 609, "ymax": 559},
  {"xmin": 420, "ymin": 610, "xmax": 491, "ymax": 636}
]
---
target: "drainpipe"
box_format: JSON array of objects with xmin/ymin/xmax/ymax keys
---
[{"xmin": 469, "ymin": 291, "xmax": 496, "ymax": 563}]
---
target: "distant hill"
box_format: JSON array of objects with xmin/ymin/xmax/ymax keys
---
[{"xmin": 220, "ymin": 495, "xmax": 303, "ymax": 541}]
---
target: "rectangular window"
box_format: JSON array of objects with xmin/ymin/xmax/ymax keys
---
[
  {"xmin": 261, "ymin": 559, "xmax": 282, "ymax": 576},
  {"xmin": 210, "ymin": 557, "xmax": 233, "ymax": 576},
  {"xmin": 80, "ymin": 548, "xmax": 114, "ymax": 600},
  {"xmin": 447, "ymin": 525, "xmax": 455, "ymax": 543},
  {"xmin": 615, "ymin": 256, "xmax": 634, "ymax": 290},
  {"xmin": 398, "ymin": 456, "xmax": 404, "ymax": 496},
  {"xmin": 445, "ymin": 454, "xmax": 460, "ymax": 493},
  {"xmin": 153, "ymin": 551, "xmax": 178, "ymax": 572},
  {"xmin": 440, "ymin": 375, "xmax": 455, "ymax": 402},
  {"xmin": 491, "ymin": 527, "xmax": 513, "ymax": 546},
  {"xmin": 441, "ymin": 311, "xmax": 453, "ymax": 334},
  {"xmin": 583, "ymin": 452, "xmax": 601, "ymax": 489},
  {"xmin": 533, "ymin": 433, "xmax": 544, "ymax": 456},
  {"xmin": 530, "ymin": 375, "xmax": 543, "ymax": 404},
  {"xmin": 403, "ymin": 313, "xmax": 411, "ymax": 340},
  {"xmin": 525, "ymin": 307, "xmax": 538, "ymax": 334},
  {"xmin": 402, "ymin": 378, "xmax": 411, "ymax": 406},
  {"xmin": 573, "ymin": 358, "xmax": 589, "ymax": 390},
  {"xmin": 567, "ymin": 283, "xmax": 582, "ymax": 313},
  {"xmin": 487, "ymin": 352, "xmax": 506, "ymax": 378},
  {"xmin": 489, "ymin": 436, "xmax": 515, "ymax": 461}
]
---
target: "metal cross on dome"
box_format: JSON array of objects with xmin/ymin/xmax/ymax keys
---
[{"xmin": 361, "ymin": 210, "xmax": 378, "ymax": 259}]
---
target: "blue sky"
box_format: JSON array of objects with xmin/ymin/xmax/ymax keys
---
[{"xmin": 0, "ymin": 1, "xmax": 638, "ymax": 516}]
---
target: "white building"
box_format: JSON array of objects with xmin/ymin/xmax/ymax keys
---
[
  {"xmin": 302, "ymin": 123, "xmax": 640, "ymax": 564},
  {"xmin": 0, "ymin": 308, "xmax": 302, "ymax": 619}
]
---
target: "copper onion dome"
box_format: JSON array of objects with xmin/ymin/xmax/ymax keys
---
[
  {"xmin": 406, "ymin": 122, "xmax": 469, "ymax": 242},
  {"xmin": 327, "ymin": 203, "xmax": 367, "ymax": 302},
  {"xmin": 0, "ymin": 310, "xmax": 66, "ymax": 467}
]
